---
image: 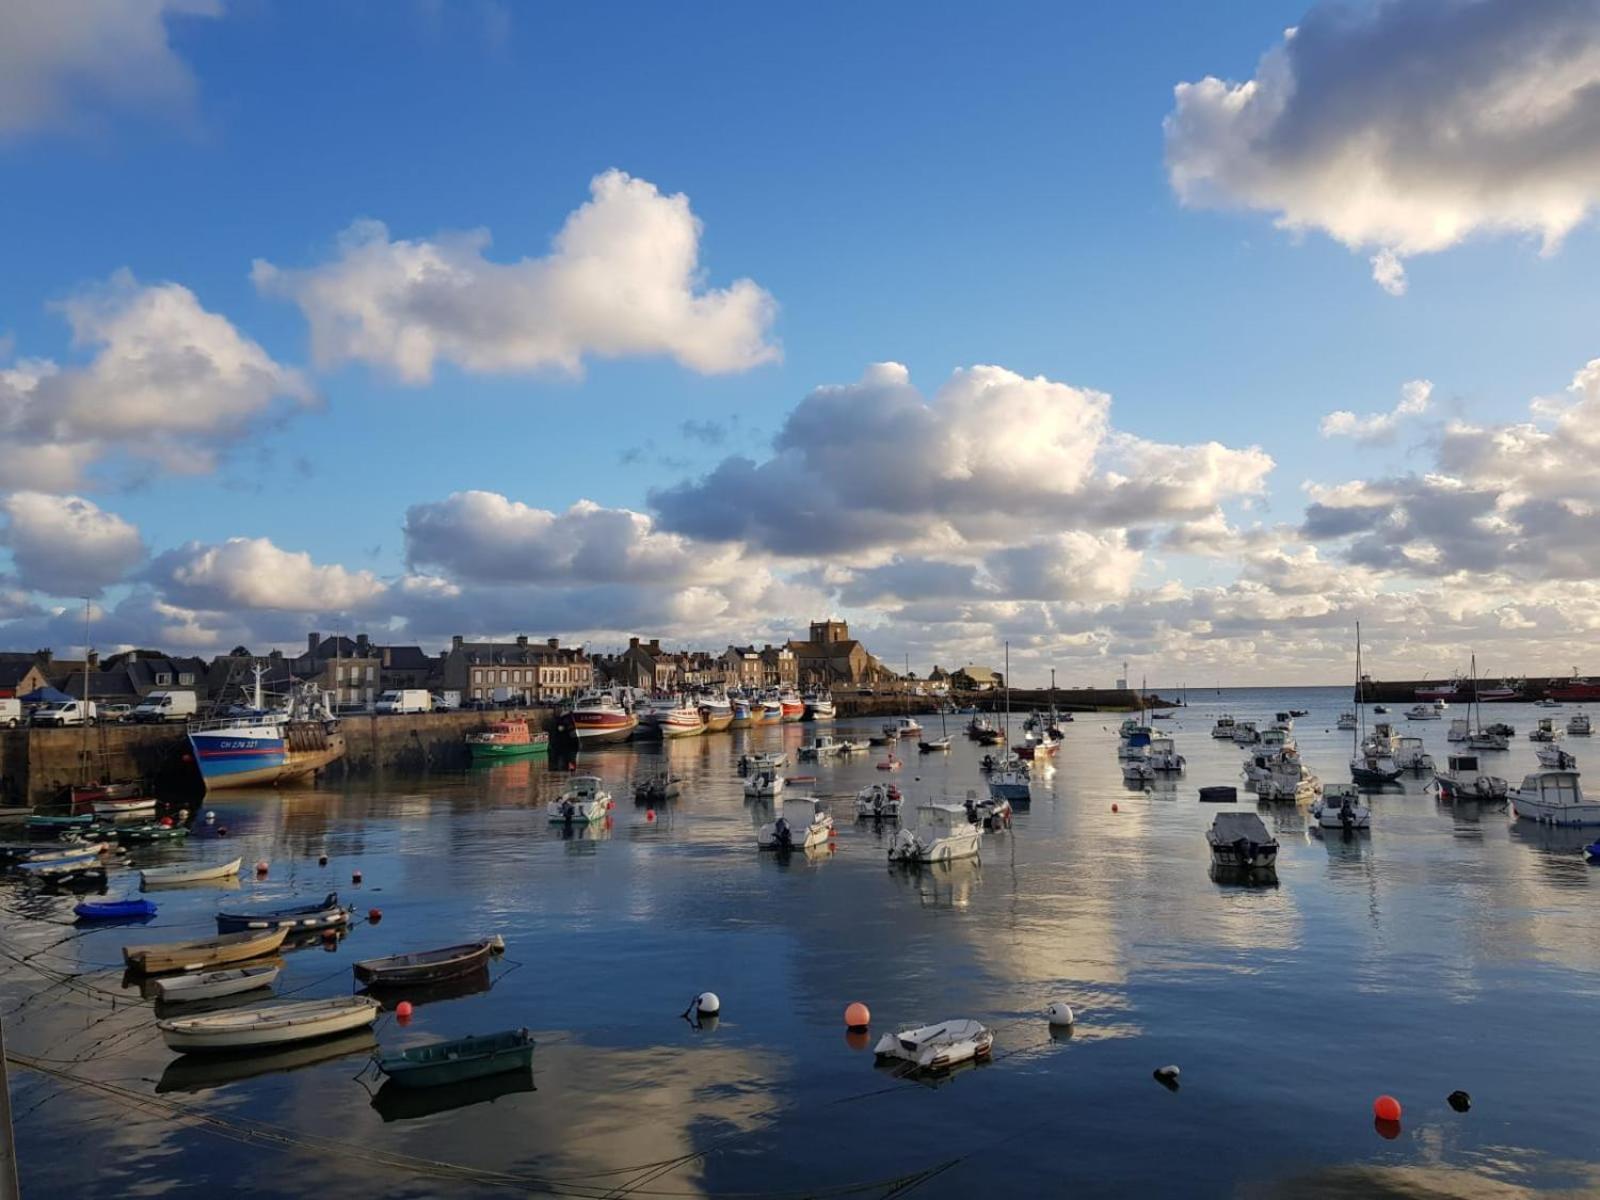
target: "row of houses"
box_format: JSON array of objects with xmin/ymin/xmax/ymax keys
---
[{"xmin": 0, "ymin": 620, "xmax": 998, "ymax": 709}]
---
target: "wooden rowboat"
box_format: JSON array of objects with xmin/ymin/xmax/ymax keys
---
[
  {"xmin": 216, "ymin": 891, "xmax": 347, "ymax": 934},
  {"xmin": 158, "ymin": 995, "xmax": 382, "ymax": 1053},
  {"xmin": 353, "ymin": 939, "xmax": 498, "ymax": 987},
  {"xmin": 124, "ymin": 926, "xmax": 289, "ymax": 974},
  {"xmin": 141, "ymin": 857, "xmax": 242, "ymax": 886},
  {"xmin": 374, "ymin": 1028, "xmax": 536, "ymax": 1089},
  {"xmin": 153, "ymin": 963, "xmax": 281, "ymax": 1003}
]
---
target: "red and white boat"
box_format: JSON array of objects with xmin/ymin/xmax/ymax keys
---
[
  {"xmin": 756, "ymin": 697, "xmax": 784, "ymax": 724},
  {"xmin": 657, "ymin": 700, "xmax": 706, "ymax": 739},
  {"xmin": 778, "ymin": 689, "xmax": 806, "ymax": 723},
  {"xmin": 71, "ymin": 781, "xmax": 155, "ymax": 819},
  {"xmin": 564, "ymin": 691, "xmax": 637, "ymax": 744}
]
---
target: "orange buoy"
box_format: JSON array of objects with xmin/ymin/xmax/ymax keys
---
[
  {"xmin": 368, "ymin": 907, "xmax": 382, "ymax": 923},
  {"xmin": 158, "ymin": 816, "xmax": 173, "ymax": 828},
  {"xmin": 844, "ymin": 1002, "xmax": 870, "ymax": 1030},
  {"xmin": 254, "ymin": 860, "xmax": 268, "ymax": 874},
  {"xmin": 396, "ymin": 1001, "xmax": 413, "ymax": 1021},
  {"xmin": 1373, "ymin": 1095, "xmax": 1402, "ymax": 1122}
]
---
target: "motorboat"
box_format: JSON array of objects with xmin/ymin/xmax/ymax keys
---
[
  {"xmin": 1447, "ymin": 718, "xmax": 1471, "ymax": 743},
  {"xmin": 855, "ymin": 783, "xmax": 902, "ymax": 820},
  {"xmin": 1336, "ymin": 712, "xmax": 1358, "ymax": 731},
  {"xmin": 141, "ymin": 857, "xmax": 242, "ymax": 886},
  {"xmin": 872, "ymin": 1019, "xmax": 993, "ymax": 1071},
  {"xmin": 1207, "ymin": 812, "xmax": 1279, "ymax": 869},
  {"xmin": 216, "ymin": 892, "xmax": 348, "ymax": 935},
  {"xmin": 1120, "ymin": 725, "xmax": 1155, "ymax": 757},
  {"xmin": 697, "ymin": 693, "xmax": 735, "ymax": 733},
  {"xmin": 547, "ymin": 776, "xmax": 611, "ymax": 823},
  {"xmin": 1537, "ymin": 745, "xmax": 1578, "ymax": 771},
  {"xmin": 966, "ymin": 791, "xmax": 1012, "ymax": 830},
  {"xmin": 737, "ymin": 751, "xmax": 786, "ymax": 772},
  {"xmin": 1373, "ymin": 705, "xmax": 1390, "ymax": 715},
  {"xmin": 1246, "ymin": 748, "xmax": 1319, "ymax": 802},
  {"xmin": 837, "ymin": 739, "xmax": 870, "ymax": 754},
  {"xmin": 1510, "ymin": 768, "xmax": 1599, "ymax": 826},
  {"xmin": 1536, "ymin": 698, "xmax": 1564, "ymax": 709},
  {"xmin": 743, "ymin": 770, "xmax": 785, "ymax": 798},
  {"xmin": 1530, "ymin": 717, "xmax": 1562, "ymax": 742},
  {"xmin": 1363, "ymin": 722, "xmax": 1400, "ymax": 755},
  {"xmin": 124, "ymin": 927, "xmax": 290, "ymax": 974},
  {"xmin": 154, "ymin": 964, "xmax": 281, "ymax": 1003},
  {"xmin": 1123, "ymin": 758, "xmax": 1155, "ymax": 785},
  {"xmin": 758, "ymin": 799, "xmax": 833, "ymax": 851},
  {"xmin": 964, "ymin": 716, "xmax": 998, "ymax": 740},
  {"xmin": 1467, "ymin": 729, "xmax": 1510, "ymax": 752},
  {"xmin": 1350, "ymin": 751, "xmax": 1402, "ymax": 786},
  {"xmin": 1393, "ymin": 736, "xmax": 1435, "ymax": 773},
  {"xmin": 886, "ymin": 804, "xmax": 982, "ymax": 864},
  {"xmin": 375, "ymin": 1028, "xmax": 536, "ymax": 1090},
  {"xmin": 797, "ymin": 733, "xmax": 840, "ymax": 759},
  {"xmin": 987, "ymin": 763, "xmax": 1031, "ymax": 805},
  {"xmin": 804, "ymin": 694, "xmax": 837, "ymax": 721},
  {"xmin": 1144, "ymin": 736, "xmax": 1185, "ymax": 773},
  {"xmin": 1312, "ymin": 784, "xmax": 1371, "ymax": 830},
  {"xmin": 354, "ymin": 939, "xmax": 499, "ymax": 987},
  {"xmin": 1568, "ymin": 713, "xmax": 1592, "ymax": 736},
  {"xmin": 1405, "ymin": 703, "xmax": 1440, "ymax": 721},
  {"xmin": 1228, "ymin": 721, "xmax": 1260, "ymax": 746},
  {"xmin": 1270, "ymin": 712, "xmax": 1295, "ymax": 733},
  {"xmin": 883, "ymin": 716, "xmax": 923, "ymax": 740},
  {"xmin": 1433, "ymin": 753, "xmax": 1508, "ymax": 803},
  {"xmin": 633, "ymin": 773, "xmax": 682, "ymax": 803},
  {"xmin": 158, "ymin": 995, "xmax": 382, "ymax": 1054}
]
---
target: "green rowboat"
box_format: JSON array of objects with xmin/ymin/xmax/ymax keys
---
[{"xmin": 375, "ymin": 1028, "xmax": 536, "ymax": 1089}]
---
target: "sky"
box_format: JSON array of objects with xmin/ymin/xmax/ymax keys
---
[{"xmin": 3, "ymin": 0, "xmax": 1600, "ymax": 687}]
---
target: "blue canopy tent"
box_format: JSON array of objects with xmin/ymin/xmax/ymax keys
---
[{"xmin": 19, "ymin": 686, "xmax": 73, "ymax": 704}]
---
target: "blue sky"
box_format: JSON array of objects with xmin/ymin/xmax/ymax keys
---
[{"xmin": 3, "ymin": 1, "xmax": 1600, "ymax": 683}]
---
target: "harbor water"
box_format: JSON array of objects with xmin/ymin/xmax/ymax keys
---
[{"xmin": 4, "ymin": 686, "xmax": 1600, "ymax": 1197}]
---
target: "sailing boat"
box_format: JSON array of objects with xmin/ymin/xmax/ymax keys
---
[
  {"xmin": 883, "ymin": 654, "xmax": 923, "ymax": 740},
  {"xmin": 1350, "ymin": 622, "xmax": 1401, "ymax": 785},
  {"xmin": 989, "ymin": 642, "xmax": 1031, "ymax": 805},
  {"xmin": 1464, "ymin": 654, "xmax": 1509, "ymax": 752},
  {"xmin": 918, "ymin": 679, "xmax": 952, "ymax": 753}
]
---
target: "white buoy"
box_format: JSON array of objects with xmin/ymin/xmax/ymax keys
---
[
  {"xmin": 1155, "ymin": 1064, "xmax": 1180, "ymax": 1082},
  {"xmin": 695, "ymin": 991, "xmax": 721, "ymax": 1016},
  {"xmin": 489, "ymin": 934, "xmax": 506, "ymax": 952},
  {"xmin": 205, "ymin": 810, "xmax": 216, "ymax": 822},
  {"xmin": 1045, "ymin": 1002, "xmax": 1075, "ymax": 1027}
]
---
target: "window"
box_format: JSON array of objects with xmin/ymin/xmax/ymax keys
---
[
  {"xmin": 473, "ymin": 669, "xmax": 483, "ymax": 685},
  {"xmin": 178, "ymin": 672, "xmax": 194, "ymax": 685},
  {"xmin": 366, "ymin": 665, "xmax": 376, "ymax": 682},
  {"xmin": 500, "ymin": 670, "xmax": 507, "ymax": 683},
  {"xmin": 156, "ymin": 673, "xmax": 171, "ymax": 686}
]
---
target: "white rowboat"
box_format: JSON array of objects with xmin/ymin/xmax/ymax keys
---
[
  {"xmin": 158, "ymin": 995, "xmax": 381, "ymax": 1053},
  {"xmin": 153, "ymin": 963, "xmax": 281, "ymax": 1003},
  {"xmin": 141, "ymin": 857, "xmax": 243, "ymax": 886}
]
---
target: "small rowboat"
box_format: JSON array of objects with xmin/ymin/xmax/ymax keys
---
[
  {"xmin": 26, "ymin": 813, "xmax": 96, "ymax": 830},
  {"xmin": 92, "ymin": 796, "xmax": 157, "ymax": 819},
  {"xmin": 216, "ymin": 891, "xmax": 347, "ymax": 934},
  {"xmin": 141, "ymin": 857, "xmax": 242, "ymax": 886},
  {"xmin": 873, "ymin": 1019, "xmax": 993, "ymax": 1071},
  {"xmin": 158, "ymin": 995, "xmax": 382, "ymax": 1053},
  {"xmin": 14, "ymin": 851, "xmax": 100, "ymax": 874},
  {"xmin": 354, "ymin": 939, "xmax": 499, "ymax": 987},
  {"xmin": 74, "ymin": 898, "xmax": 158, "ymax": 921},
  {"xmin": 154, "ymin": 963, "xmax": 281, "ymax": 1003},
  {"xmin": 115, "ymin": 823, "xmax": 188, "ymax": 844},
  {"xmin": 124, "ymin": 926, "xmax": 289, "ymax": 974},
  {"xmin": 375, "ymin": 1028, "xmax": 536, "ymax": 1089}
]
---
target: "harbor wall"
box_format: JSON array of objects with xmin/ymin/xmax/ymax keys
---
[
  {"xmin": 834, "ymin": 689, "xmax": 1169, "ymax": 717},
  {"xmin": 1357, "ymin": 677, "xmax": 1579, "ymax": 703}
]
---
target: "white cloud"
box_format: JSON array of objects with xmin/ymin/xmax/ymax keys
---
[
  {"xmin": 0, "ymin": 271, "xmax": 314, "ymax": 489},
  {"xmin": 1320, "ymin": 378, "xmax": 1432, "ymax": 443},
  {"xmin": 0, "ymin": 0, "xmax": 220, "ymax": 138},
  {"xmin": 0, "ymin": 492, "xmax": 145, "ymax": 596},
  {"xmin": 1165, "ymin": 1, "xmax": 1600, "ymax": 290},
  {"xmin": 253, "ymin": 170, "xmax": 780, "ymax": 382},
  {"xmin": 150, "ymin": 537, "xmax": 388, "ymax": 613}
]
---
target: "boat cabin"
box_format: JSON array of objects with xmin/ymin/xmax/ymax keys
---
[
  {"xmin": 1447, "ymin": 753, "xmax": 1481, "ymax": 775},
  {"xmin": 566, "ymin": 776, "xmax": 605, "ymax": 799},
  {"xmin": 1517, "ymin": 770, "xmax": 1582, "ymax": 804}
]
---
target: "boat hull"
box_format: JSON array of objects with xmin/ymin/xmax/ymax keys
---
[
  {"xmin": 567, "ymin": 711, "xmax": 637, "ymax": 743},
  {"xmin": 154, "ymin": 964, "xmax": 281, "ymax": 1002},
  {"xmin": 159, "ymin": 997, "xmax": 381, "ymax": 1053},
  {"xmin": 190, "ymin": 724, "xmax": 345, "ymax": 791},
  {"xmin": 125, "ymin": 927, "xmax": 289, "ymax": 974},
  {"xmin": 377, "ymin": 1029, "xmax": 535, "ymax": 1089},
  {"xmin": 354, "ymin": 940, "xmax": 496, "ymax": 987},
  {"xmin": 142, "ymin": 857, "xmax": 242, "ymax": 886},
  {"xmin": 1512, "ymin": 797, "xmax": 1600, "ymax": 826},
  {"xmin": 467, "ymin": 741, "xmax": 547, "ymax": 760}
]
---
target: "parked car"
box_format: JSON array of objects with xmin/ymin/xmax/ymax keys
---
[{"xmin": 100, "ymin": 702, "xmax": 134, "ymax": 722}]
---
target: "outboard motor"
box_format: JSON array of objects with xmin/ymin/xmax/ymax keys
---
[
  {"xmin": 1340, "ymin": 800, "xmax": 1355, "ymax": 831},
  {"xmin": 560, "ymin": 800, "xmax": 575, "ymax": 823},
  {"xmin": 773, "ymin": 816, "xmax": 792, "ymax": 850}
]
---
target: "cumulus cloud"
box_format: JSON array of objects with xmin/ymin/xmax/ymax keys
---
[
  {"xmin": 651, "ymin": 363, "xmax": 1271, "ymax": 555},
  {"xmin": 0, "ymin": 492, "xmax": 145, "ymax": 596},
  {"xmin": 1165, "ymin": 1, "xmax": 1600, "ymax": 289},
  {"xmin": 0, "ymin": 271, "xmax": 314, "ymax": 489},
  {"xmin": 1320, "ymin": 378, "xmax": 1432, "ymax": 443},
  {"xmin": 0, "ymin": 0, "xmax": 219, "ymax": 138},
  {"xmin": 253, "ymin": 170, "xmax": 779, "ymax": 382},
  {"xmin": 149, "ymin": 537, "xmax": 388, "ymax": 613}
]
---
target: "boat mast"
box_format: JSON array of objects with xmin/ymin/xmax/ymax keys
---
[
  {"xmin": 80, "ymin": 597, "xmax": 91, "ymax": 783},
  {"xmin": 1004, "ymin": 641, "xmax": 1011, "ymax": 749},
  {"xmin": 1354, "ymin": 621, "xmax": 1364, "ymax": 758}
]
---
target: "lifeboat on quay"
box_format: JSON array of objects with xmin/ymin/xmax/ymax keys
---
[{"xmin": 564, "ymin": 690, "xmax": 637, "ymax": 745}]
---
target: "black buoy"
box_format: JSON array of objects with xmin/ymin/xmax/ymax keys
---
[
  {"xmin": 1153, "ymin": 1065, "xmax": 1180, "ymax": 1092},
  {"xmin": 1448, "ymin": 1090, "xmax": 1472, "ymax": 1113}
]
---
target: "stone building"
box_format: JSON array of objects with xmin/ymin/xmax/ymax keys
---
[
  {"xmin": 439, "ymin": 635, "xmax": 592, "ymax": 702},
  {"xmin": 0, "ymin": 654, "xmax": 54, "ymax": 699},
  {"xmin": 292, "ymin": 634, "xmax": 383, "ymax": 709},
  {"xmin": 720, "ymin": 646, "xmax": 764, "ymax": 689},
  {"xmin": 786, "ymin": 618, "xmax": 887, "ymax": 688},
  {"xmin": 952, "ymin": 665, "xmax": 1003, "ymax": 691},
  {"xmin": 610, "ymin": 638, "xmax": 679, "ymax": 692},
  {"xmin": 759, "ymin": 644, "xmax": 798, "ymax": 687}
]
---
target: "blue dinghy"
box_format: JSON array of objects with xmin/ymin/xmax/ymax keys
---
[{"xmin": 74, "ymin": 898, "xmax": 159, "ymax": 921}]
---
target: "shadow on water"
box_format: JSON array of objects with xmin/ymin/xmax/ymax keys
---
[{"xmin": 370, "ymin": 1068, "xmax": 536, "ymax": 1124}]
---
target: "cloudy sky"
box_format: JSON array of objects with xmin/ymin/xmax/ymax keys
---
[{"xmin": 3, "ymin": 0, "xmax": 1600, "ymax": 686}]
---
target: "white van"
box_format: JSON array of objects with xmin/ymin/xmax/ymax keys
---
[
  {"xmin": 132, "ymin": 689, "xmax": 198, "ymax": 723},
  {"xmin": 31, "ymin": 700, "xmax": 97, "ymax": 727},
  {"xmin": 0, "ymin": 697, "xmax": 22, "ymax": 728},
  {"xmin": 375, "ymin": 689, "xmax": 432, "ymax": 715}
]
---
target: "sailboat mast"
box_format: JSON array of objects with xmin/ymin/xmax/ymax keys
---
[
  {"xmin": 1354, "ymin": 621, "xmax": 1364, "ymax": 754},
  {"xmin": 1004, "ymin": 641, "xmax": 1011, "ymax": 745}
]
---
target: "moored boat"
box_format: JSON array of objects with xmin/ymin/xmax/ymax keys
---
[
  {"xmin": 141, "ymin": 857, "xmax": 242, "ymax": 886},
  {"xmin": 354, "ymin": 939, "xmax": 499, "ymax": 987},
  {"xmin": 188, "ymin": 675, "xmax": 343, "ymax": 792},
  {"xmin": 698, "ymin": 693, "xmax": 735, "ymax": 733},
  {"xmin": 1207, "ymin": 812, "xmax": 1279, "ymax": 869},
  {"xmin": 124, "ymin": 927, "xmax": 290, "ymax": 974},
  {"xmin": 1210, "ymin": 715, "xmax": 1237, "ymax": 739},
  {"xmin": 548, "ymin": 776, "xmax": 611, "ymax": 823},
  {"xmin": 743, "ymin": 769, "xmax": 784, "ymax": 798},
  {"xmin": 804, "ymin": 694, "xmax": 836, "ymax": 721},
  {"xmin": 1312, "ymin": 784, "xmax": 1372, "ymax": 830},
  {"xmin": 154, "ymin": 963, "xmax": 281, "ymax": 1003},
  {"xmin": 216, "ymin": 892, "xmax": 348, "ymax": 935},
  {"xmin": 74, "ymin": 898, "xmax": 158, "ymax": 921},
  {"xmin": 778, "ymin": 689, "xmax": 806, "ymax": 723},
  {"xmin": 1510, "ymin": 767, "xmax": 1599, "ymax": 826},
  {"xmin": 757, "ymin": 799, "xmax": 833, "ymax": 851},
  {"xmin": 873, "ymin": 1020, "xmax": 992, "ymax": 1071},
  {"xmin": 158, "ymin": 995, "xmax": 382, "ymax": 1053},
  {"xmin": 886, "ymin": 803, "xmax": 982, "ymax": 864},
  {"xmin": 375, "ymin": 1028, "xmax": 536, "ymax": 1089},
  {"xmin": 855, "ymin": 783, "xmax": 902, "ymax": 819},
  {"xmin": 1433, "ymin": 753, "xmax": 1508, "ymax": 802},
  {"xmin": 563, "ymin": 689, "xmax": 638, "ymax": 744},
  {"xmin": 1568, "ymin": 713, "xmax": 1592, "ymax": 736},
  {"xmin": 465, "ymin": 720, "xmax": 548, "ymax": 760}
]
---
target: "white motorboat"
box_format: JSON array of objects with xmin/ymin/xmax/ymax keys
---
[
  {"xmin": 1211, "ymin": 715, "xmax": 1238, "ymax": 739},
  {"xmin": 1363, "ymin": 722, "xmax": 1401, "ymax": 755},
  {"xmin": 1258, "ymin": 727, "xmax": 1295, "ymax": 752},
  {"xmin": 744, "ymin": 769, "xmax": 785, "ymax": 798},
  {"xmin": 1536, "ymin": 698, "xmax": 1563, "ymax": 708},
  {"xmin": 882, "ymin": 716, "xmax": 923, "ymax": 740},
  {"xmin": 548, "ymin": 776, "xmax": 611, "ymax": 823},
  {"xmin": 1247, "ymin": 749, "xmax": 1320, "ymax": 802},
  {"xmin": 1530, "ymin": 718, "xmax": 1562, "ymax": 742},
  {"xmin": 153, "ymin": 963, "xmax": 281, "ymax": 1003},
  {"xmin": 1336, "ymin": 712, "xmax": 1358, "ymax": 731},
  {"xmin": 1207, "ymin": 812, "xmax": 1279, "ymax": 869},
  {"xmin": 967, "ymin": 791, "xmax": 1012, "ymax": 830},
  {"xmin": 1536, "ymin": 745, "xmax": 1578, "ymax": 771},
  {"xmin": 886, "ymin": 803, "xmax": 982, "ymax": 864},
  {"xmin": 1568, "ymin": 713, "xmax": 1592, "ymax": 736},
  {"xmin": 158, "ymin": 995, "xmax": 382, "ymax": 1053},
  {"xmin": 855, "ymin": 783, "xmax": 902, "ymax": 819},
  {"xmin": 141, "ymin": 857, "xmax": 243, "ymax": 887},
  {"xmin": 805, "ymin": 694, "xmax": 837, "ymax": 721},
  {"xmin": 1510, "ymin": 768, "xmax": 1599, "ymax": 825},
  {"xmin": 1312, "ymin": 784, "xmax": 1372, "ymax": 830},
  {"xmin": 758, "ymin": 800, "xmax": 833, "ymax": 851},
  {"xmin": 1269, "ymin": 712, "xmax": 1295, "ymax": 734},
  {"xmin": 1229, "ymin": 721, "xmax": 1260, "ymax": 746},
  {"xmin": 1144, "ymin": 736, "xmax": 1185, "ymax": 773},
  {"xmin": 1404, "ymin": 703, "xmax": 1440, "ymax": 721},
  {"xmin": 837, "ymin": 739, "xmax": 870, "ymax": 754},
  {"xmin": 1447, "ymin": 718, "xmax": 1471, "ymax": 743},
  {"xmin": 797, "ymin": 734, "xmax": 840, "ymax": 759},
  {"xmin": 1433, "ymin": 752, "xmax": 1508, "ymax": 803},
  {"xmin": 1122, "ymin": 758, "xmax": 1155, "ymax": 785},
  {"xmin": 1467, "ymin": 729, "xmax": 1509, "ymax": 752},
  {"xmin": 1393, "ymin": 736, "xmax": 1435, "ymax": 773},
  {"xmin": 918, "ymin": 735, "xmax": 953, "ymax": 753},
  {"xmin": 738, "ymin": 751, "xmax": 787, "ymax": 772},
  {"xmin": 872, "ymin": 1019, "xmax": 993, "ymax": 1072}
]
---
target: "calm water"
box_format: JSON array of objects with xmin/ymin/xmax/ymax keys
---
[{"xmin": 5, "ymin": 686, "xmax": 1600, "ymax": 1197}]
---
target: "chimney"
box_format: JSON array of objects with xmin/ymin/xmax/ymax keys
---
[
  {"xmin": 516, "ymin": 635, "xmax": 528, "ymax": 648},
  {"xmin": 308, "ymin": 632, "xmax": 320, "ymax": 655},
  {"xmin": 356, "ymin": 633, "xmax": 370, "ymax": 655},
  {"xmin": 547, "ymin": 637, "xmax": 558, "ymax": 649},
  {"xmin": 629, "ymin": 637, "xmax": 640, "ymax": 649},
  {"xmin": 649, "ymin": 639, "xmax": 661, "ymax": 653},
  {"xmin": 452, "ymin": 635, "xmax": 464, "ymax": 651},
  {"xmin": 86, "ymin": 650, "xmax": 99, "ymax": 670}
]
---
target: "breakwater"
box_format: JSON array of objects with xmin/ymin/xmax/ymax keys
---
[
  {"xmin": 1356, "ymin": 677, "xmax": 1584, "ymax": 703},
  {"xmin": 835, "ymin": 689, "xmax": 1170, "ymax": 718}
]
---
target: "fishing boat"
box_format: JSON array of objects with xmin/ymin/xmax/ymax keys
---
[
  {"xmin": 141, "ymin": 857, "xmax": 243, "ymax": 886},
  {"xmin": 743, "ymin": 769, "xmax": 784, "ymax": 798},
  {"xmin": 1510, "ymin": 768, "xmax": 1599, "ymax": 826},
  {"xmin": 1393, "ymin": 736, "xmax": 1435, "ymax": 773},
  {"xmin": 804, "ymin": 693, "xmax": 837, "ymax": 721},
  {"xmin": 873, "ymin": 1020, "xmax": 993, "ymax": 1071},
  {"xmin": 354, "ymin": 939, "xmax": 499, "ymax": 987},
  {"xmin": 548, "ymin": 776, "xmax": 611, "ymax": 823},
  {"xmin": 729, "ymin": 697, "xmax": 755, "ymax": 728},
  {"xmin": 158, "ymin": 995, "xmax": 382, "ymax": 1053},
  {"xmin": 855, "ymin": 783, "xmax": 902, "ymax": 819},
  {"xmin": 1538, "ymin": 743, "xmax": 1578, "ymax": 770},
  {"xmin": 375, "ymin": 1028, "xmax": 536, "ymax": 1089},
  {"xmin": 154, "ymin": 963, "xmax": 281, "ymax": 1003},
  {"xmin": 1433, "ymin": 753, "xmax": 1508, "ymax": 803},
  {"xmin": 882, "ymin": 716, "xmax": 923, "ymax": 740},
  {"xmin": 886, "ymin": 803, "xmax": 982, "ymax": 864},
  {"xmin": 74, "ymin": 898, "xmax": 158, "ymax": 921},
  {"xmin": 757, "ymin": 799, "xmax": 833, "ymax": 851},
  {"xmin": 563, "ymin": 689, "xmax": 638, "ymax": 744},
  {"xmin": 778, "ymin": 689, "xmax": 806, "ymax": 723},
  {"xmin": 188, "ymin": 671, "xmax": 344, "ymax": 791},
  {"xmin": 1228, "ymin": 721, "xmax": 1260, "ymax": 746},
  {"xmin": 1336, "ymin": 712, "xmax": 1358, "ymax": 731},
  {"xmin": 465, "ymin": 720, "xmax": 548, "ymax": 760},
  {"xmin": 1207, "ymin": 812, "xmax": 1279, "ymax": 869},
  {"xmin": 757, "ymin": 696, "xmax": 784, "ymax": 724},
  {"xmin": 1530, "ymin": 717, "xmax": 1562, "ymax": 742},
  {"xmin": 1246, "ymin": 748, "xmax": 1319, "ymax": 802},
  {"xmin": 1312, "ymin": 784, "xmax": 1372, "ymax": 830},
  {"xmin": 1143, "ymin": 736, "xmax": 1185, "ymax": 773},
  {"xmin": 1569, "ymin": 713, "xmax": 1592, "ymax": 736},
  {"xmin": 216, "ymin": 892, "xmax": 348, "ymax": 935},
  {"xmin": 124, "ymin": 927, "xmax": 290, "ymax": 974},
  {"xmin": 1404, "ymin": 703, "xmax": 1440, "ymax": 721},
  {"xmin": 632, "ymin": 773, "xmax": 682, "ymax": 803},
  {"xmin": 1210, "ymin": 715, "xmax": 1238, "ymax": 739},
  {"xmin": 697, "ymin": 693, "xmax": 734, "ymax": 733}
]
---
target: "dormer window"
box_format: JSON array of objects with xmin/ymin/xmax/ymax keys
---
[{"xmin": 156, "ymin": 673, "xmax": 171, "ymax": 685}]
